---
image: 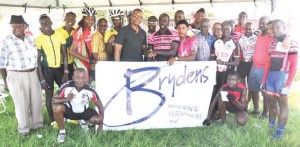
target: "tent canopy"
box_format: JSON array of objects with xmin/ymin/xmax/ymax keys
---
[{"xmin": 0, "ymin": 0, "xmax": 269, "ymax": 9}]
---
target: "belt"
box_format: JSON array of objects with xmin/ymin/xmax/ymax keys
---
[{"xmin": 10, "ymin": 68, "xmax": 35, "ymax": 72}]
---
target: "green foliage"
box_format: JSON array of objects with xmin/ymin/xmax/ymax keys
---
[{"xmin": 0, "ymin": 86, "xmax": 299, "ymax": 146}]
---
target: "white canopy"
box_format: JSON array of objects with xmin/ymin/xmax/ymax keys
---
[{"xmin": 0, "ymin": 0, "xmax": 270, "ymax": 9}]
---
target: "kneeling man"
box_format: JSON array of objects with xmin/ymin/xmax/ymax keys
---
[
  {"xmin": 204, "ymin": 71, "xmax": 248, "ymax": 126},
  {"xmin": 53, "ymin": 68, "xmax": 104, "ymax": 143}
]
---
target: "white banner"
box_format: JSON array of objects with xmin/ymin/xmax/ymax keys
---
[{"xmin": 96, "ymin": 61, "xmax": 216, "ymax": 130}]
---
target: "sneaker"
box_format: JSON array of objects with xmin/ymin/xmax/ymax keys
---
[
  {"xmin": 57, "ymin": 133, "xmax": 66, "ymax": 143},
  {"xmin": 79, "ymin": 120, "xmax": 89, "ymax": 131},
  {"xmin": 51, "ymin": 121, "xmax": 58, "ymax": 129},
  {"xmin": 215, "ymin": 119, "xmax": 225, "ymax": 124}
]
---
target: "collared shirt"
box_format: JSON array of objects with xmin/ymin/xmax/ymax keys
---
[
  {"xmin": 115, "ymin": 24, "xmax": 147, "ymax": 61},
  {"xmin": 35, "ymin": 31, "xmax": 66, "ymax": 68},
  {"xmin": 194, "ymin": 32, "xmax": 217, "ymax": 61},
  {"xmin": 148, "ymin": 29, "xmax": 180, "ymax": 61},
  {"xmin": 91, "ymin": 31, "xmax": 108, "ymax": 61},
  {"xmin": 212, "ymin": 38, "xmax": 239, "ymax": 72},
  {"xmin": 238, "ymin": 31, "xmax": 259, "ymax": 62},
  {"xmin": 178, "ymin": 36, "xmax": 198, "ymax": 57},
  {"xmin": 0, "ymin": 34, "xmax": 38, "ymax": 70},
  {"xmin": 104, "ymin": 28, "xmax": 118, "ymax": 43},
  {"xmin": 55, "ymin": 26, "xmax": 75, "ymax": 64},
  {"xmin": 148, "ymin": 29, "xmax": 180, "ymax": 50}
]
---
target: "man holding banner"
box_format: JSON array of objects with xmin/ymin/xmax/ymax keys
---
[{"xmin": 114, "ymin": 9, "xmax": 147, "ymax": 61}]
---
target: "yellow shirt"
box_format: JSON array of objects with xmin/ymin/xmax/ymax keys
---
[
  {"xmin": 104, "ymin": 28, "xmax": 118, "ymax": 43},
  {"xmin": 55, "ymin": 26, "xmax": 75, "ymax": 64},
  {"xmin": 35, "ymin": 31, "xmax": 66, "ymax": 68},
  {"xmin": 91, "ymin": 31, "xmax": 108, "ymax": 61}
]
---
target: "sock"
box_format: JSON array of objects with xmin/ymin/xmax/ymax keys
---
[
  {"xmin": 269, "ymin": 119, "xmax": 276, "ymax": 127},
  {"xmin": 59, "ymin": 129, "xmax": 66, "ymax": 134},
  {"xmin": 273, "ymin": 124, "xmax": 285, "ymax": 138}
]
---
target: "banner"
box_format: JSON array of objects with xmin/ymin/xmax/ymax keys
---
[{"xmin": 96, "ymin": 61, "xmax": 216, "ymax": 130}]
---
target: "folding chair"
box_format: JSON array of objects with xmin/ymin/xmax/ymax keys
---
[{"xmin": 0, "ymin": 92, "xmax": 9, "ymax": 114}]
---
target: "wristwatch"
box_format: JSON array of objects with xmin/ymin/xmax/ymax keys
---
[
  {"xmin": 175, "ymin": 57, "xmax": 179, "ymax": 61},
  {"xmin": 64, "ymin": 70, "xmax": 69, "ymax": 74}
]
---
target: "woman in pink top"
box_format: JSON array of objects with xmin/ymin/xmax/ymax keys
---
[{"xmin": 168, "ymin": 20, "xmax": 198, "ymax": 65}]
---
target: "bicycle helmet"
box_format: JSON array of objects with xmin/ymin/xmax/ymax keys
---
[
  {"xmin": 82, "ymin": 7, "xmax": 97, "ymax": 17},
  {"xmin": 110, "ymin": 9, "xmax": 124, "ymax": 18}
]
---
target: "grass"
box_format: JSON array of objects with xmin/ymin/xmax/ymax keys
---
[{"xmin": 0, "ymin": 84, "xmax": 299, "ymax": 147}]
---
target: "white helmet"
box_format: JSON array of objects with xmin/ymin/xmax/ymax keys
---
[
  {"xmin": 82, "ymin": 7, "xmax": 97, "ymax": 17},
  {"xmin": 110, "ymin": 9, "xmax": 124, "ymax": 18}
]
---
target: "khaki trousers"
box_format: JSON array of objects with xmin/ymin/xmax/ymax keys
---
[{"xmin": 7, "ymin": 69, "xmax": 43, "ymax": 134}]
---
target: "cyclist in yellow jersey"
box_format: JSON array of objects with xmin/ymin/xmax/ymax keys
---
[
  {"xmin": 56, "ymin": 12, "xmax": 76, "ymax": 79},
  {"xmin": 105, "ymin": 9, "xmax": 124, "ymax": 61},
  {"xmin": 36, "ymin": 14, "xmax": 68, "ymax": 126}
]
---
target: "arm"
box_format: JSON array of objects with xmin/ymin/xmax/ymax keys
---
[
  {"xmin": 114, "ymin": 43, "xmax": 122, "ymax": 61},
  {"xmin": 52, "ymin": 93, "xmax": 74, "ymax": 104},
  {"xmin": 285, "ymin": 54, "xmax": 298, "ymax": 87},
  {"xmin": 0, "ymin": 69, "xmax": 8, "ymax": 90},
  {"xmin": 37, "ymin": 50, "xmax": 50, "ymax": 91},
  {"xmin": 91, "ymin": 33, "xmax": 99, "ymax": 61},
  {"xmin": 61, "ymin": 44, "xmax": 68, "ymax": 82},
  {"xmin": 70, "ymin": 41, "xmax": 89, "ymax": 62},
  {"xmin": 217, "ymin": 56, "xmax": 240, "ymax": 66},
  {"xmin": 234, "ymin": 89, "xmax": 247, "ymax": 110},
  {"xmin": 105, "ymin": 35, "xmax": 116, "ymax": 57},
  {"xmin": 168, "ymin": 51, "xmax": 197, "ymax": 65},
  {"xmin": 94, "ymin": 99, "xmax": 104, "ymax": 117},
  {"xmin": 206, "ymin": 89, "xmax": 221, "ymax": 120},
  {"xmin": 153, "ymin": 41, "xmax": 179, "ymax": 56}
]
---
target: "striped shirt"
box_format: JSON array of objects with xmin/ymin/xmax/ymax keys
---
[
  {"xmin": 91, "ymin": 31, "xmax": 108, "ymax": 61},
  {"xmin": 148, "ymin": 29, "xmax": 180, "ymax": 50},
  {"xmin": 268, "ymin": 35, "xmax": 298, "ymax": 71},
  {"xmin": 0, "ymin": 34, "xmax": 38, "ymax": 70}
]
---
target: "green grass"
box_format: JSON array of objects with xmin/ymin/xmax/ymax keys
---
[{"xmin": 0, "ymin": 85, "xmax": 299, "ymax": 147}]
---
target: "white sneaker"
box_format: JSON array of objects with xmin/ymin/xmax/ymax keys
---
[
  {"xmin": 79, "ymin": 120, "xmax": 89, "ymax": 131},
  {"xmin": 57, "ymin": 133, "xmax": 66, "ymax": 143}
]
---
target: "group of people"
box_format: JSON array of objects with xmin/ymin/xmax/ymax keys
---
[{"xmin": 0, "ymin": 5, "xmax": 297, "ymax": 143}]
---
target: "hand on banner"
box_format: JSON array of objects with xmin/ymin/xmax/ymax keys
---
[{"xmin": 167, "ymin": 57, "xmax": 176, "ymax": 65}]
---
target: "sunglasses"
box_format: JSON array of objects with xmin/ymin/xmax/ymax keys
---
[
  {"xmin": 131, "ymin": 14, "xmax": 143, "ymax": 20},
  {"xmin": 148, "ymin": 21, "xmax": 158, "ymax": 26}
]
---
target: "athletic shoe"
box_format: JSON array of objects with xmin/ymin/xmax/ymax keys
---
[
  {"xmin": 79, "ymin": 120, "xmax": 89, "ymax": 131},
  {"xmin": 51, "ymin": 121, "xmax": 58, "ymax": 129},
  {"xmin": 57, "ymin": 133, "xmax": 66, "ymax": 143}
]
